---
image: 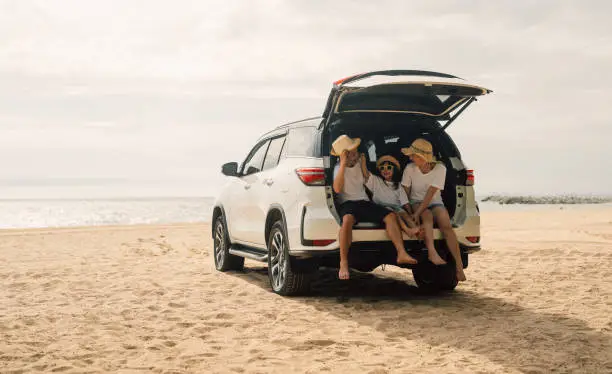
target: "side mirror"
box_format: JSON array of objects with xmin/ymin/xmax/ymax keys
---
[{"xmin": 221, "ymin": 162, "xmax": 239, "ymax": 177}]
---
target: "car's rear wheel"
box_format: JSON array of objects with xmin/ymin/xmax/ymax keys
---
[
  {"xmin": 213, "ymin": 216, "xmax": 244, "ymax": 271},
  {"xmin": 267, "ymin": 221, "xmax": 314, "ymax": 296},
  {"xmin": 412, "ymin": 257, "xmax": 458, "ymax": 292}
]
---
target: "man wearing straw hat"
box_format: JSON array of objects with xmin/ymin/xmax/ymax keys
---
[{"xmin": 332, "ymin": 135, "xmax": 418, "ymax": 280}]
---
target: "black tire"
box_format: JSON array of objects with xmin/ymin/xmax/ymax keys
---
[
  {"xmin": 412, "ymin": 261, "xmax": 458, "ymax": 292},
  {"xmin": 213, "ymin": 216, "xmax": 244, "ymax": 271},
  {"xmin": 267, "ymin": 221, "xmax": 313, "ymax": 296}
]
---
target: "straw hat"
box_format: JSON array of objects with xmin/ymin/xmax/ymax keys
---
[
  {"xmin": 330, "ymin": 135, "xmax": 361, "ymax": 156},
  {"xmin": 376, "ymin": 155, "xmax": 400, "ymax": 169},
  {"xmin": 401, "ymin": 138, "xmax": 436, "ymax": 163}
]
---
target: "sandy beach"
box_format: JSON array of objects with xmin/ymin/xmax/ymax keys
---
[{"xmin": 1, "ymin": 207, "xmax": 611, "ymax": 373}]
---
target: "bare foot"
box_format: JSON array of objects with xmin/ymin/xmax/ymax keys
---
[
  {"xmin": 428, "ymin": 251, "xmax": 447, "ymax": 265},
  {"xmin": 456, "ymin": 268, "xmax": 467, "ymax": 281},
  {"xmin": 339, "ymin": 262, "xmax": 350, "ymax": 280},
  {"xmin": 397, "ymin": 252, "xmax": 418, "ymax": 265}
]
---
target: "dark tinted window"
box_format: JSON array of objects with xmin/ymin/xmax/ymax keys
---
[
  {"xmin": 242, "ymin": 140, "xmax": 269, "ymax": 175},
  {"xmin": 285, "ymin": 127, "xmax": 319, "ymax": 157},
  {"xmin": 262, "ymin": 136, "xmax": 286, "ymax": 171}
]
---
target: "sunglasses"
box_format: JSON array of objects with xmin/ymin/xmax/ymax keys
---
[{"xmin": 378, "ymin": 164, "xmax": 394, "ymax": 172}]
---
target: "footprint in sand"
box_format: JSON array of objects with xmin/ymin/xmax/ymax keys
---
[
  {"xmin": 291, "ymin": 339, "xmax": 336, "ymax": 351},
  {"xmin": 368, "ymin": 369, "xmax": 389, "ymax": 374},
  {"xmin": 50, "ymin": 365, "xmax": 73, "ymax": 372},
  {"xmin": 335, "ymin": 350, "xmax": 350, "ymax": 357},
  {"xmin": 122, "ymin": 238, "xmax": 175, "ymax": 256}
]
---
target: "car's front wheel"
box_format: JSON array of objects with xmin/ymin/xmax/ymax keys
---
[
  {"xmin": 267, "ymin": 221, "xmax": 314, "ymax": 296},
  {"xmin": 213, "ymin": 216, "xmax": 244, "ymax": 271}
]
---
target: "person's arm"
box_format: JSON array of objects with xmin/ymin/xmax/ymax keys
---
[
  {"xmin": 413, "ymin": 187, "xmax": 439, "ymax": 217},
  {"xmin": 399, "ymin": 186, "xmax": 412, "ymax": 213},
  {"xmin": 333, "ymin": 151, "xmax": 347, "ymax": 194},
  {"xmin": 359, "ymin": 153, "xmax": 371, "ymax": 183},
  {"xmin": 401, "ymin": 166, "xmax": 413, "ymax": 213}
]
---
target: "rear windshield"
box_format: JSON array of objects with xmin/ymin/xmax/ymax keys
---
[
  {"xmin": 285, "ymin": 126, "xmax": 320, "ymax": 157},
  {"xmin": 325, "ymin": 114, "xmax": 461, "ymax": 162}
]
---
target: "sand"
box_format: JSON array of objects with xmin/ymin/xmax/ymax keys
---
[{"xmin": 1, "ymin": 207, "xmax": 611, "ymax": 373}]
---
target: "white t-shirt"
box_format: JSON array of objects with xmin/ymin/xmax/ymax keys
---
[
  {"xmin": 365, "ymin": 174, "xmax": 409, "ymax": 209},
  {"xmin": 401, "ymin": 163, "xmax": 447, "ymax": 204},
  {"xmin": 333, "ymin": 164, "xmax": 369, "ymax": 204}
]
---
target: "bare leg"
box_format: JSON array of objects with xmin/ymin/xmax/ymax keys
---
[
  {"xmin": 415, "ymin": 206, "xmax": 447, "ymax": 266},
  {"xmin": 397, "ymin": 211, "xmax": 420, "ymax": 237},
  {"xmin": 383, "ymin": 213, "xmax": 417, "ymax": 265},
  {"xmin": 339, "ymin": 214, "xmax": 355, "ymax": 280},
  {"xmin": 432, "ymin": 206, "xmax": 466, "ymax": 281},
  {"xmin": 407, "ymin": 204, "xmax": 425, "ymax": 239},
  {"xmin": 395, "ymin": 212, "xmax": 419, "ymax": 237}
]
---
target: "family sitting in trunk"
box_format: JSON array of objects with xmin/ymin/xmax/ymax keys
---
[{"xmin": 332, "ymin": 135, "xmax": 466, "ymax": 282}]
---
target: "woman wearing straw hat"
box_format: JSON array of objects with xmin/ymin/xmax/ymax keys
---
[
  {"xmin": 332, "ymin": 135, "xmax": 418, "ymax": 280},
  {"xmin": 401, "ymin": 138, "xmax": 467, "ymax": 281}
]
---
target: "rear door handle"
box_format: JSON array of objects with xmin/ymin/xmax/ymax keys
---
[
  {"xmin": 264, "ymin": 179, "xmax": 274, "ymax": 186},
  {"xmin": 244, "ymin": 184, "xmax": 251, "ymax": 190}
]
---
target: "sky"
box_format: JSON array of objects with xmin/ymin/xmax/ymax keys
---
[{"xmin": 0, "ymin": 0, "xmax": 611, "ymax": 198}]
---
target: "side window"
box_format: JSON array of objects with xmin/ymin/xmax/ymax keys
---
[
  {"xmin": 262, "ymin": 136, "xmax": 286, "ymax": 171},
  {"xmin": 242, "ymin": 140, "xmax": 269, "ymax": 176},
  {"xmin": 285, "ymin": 127, "xmax": 318, "ymax": 157}
]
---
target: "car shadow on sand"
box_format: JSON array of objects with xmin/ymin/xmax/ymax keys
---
[{"xmin": 228, "ymin": 266, "xmax": 612, "ymax": 373}]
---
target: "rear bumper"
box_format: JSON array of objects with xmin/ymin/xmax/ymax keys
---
[
  {"xmin": 291, "ymin": 243, "xmax": 480, "ymax": 257},
  {"xmin": 294, "ymin": 204, "xmax": 480, "ymax": 253},
  {"xmin": 292, "ymin": 183, "xmax": 480, "ymax": 256},
  {"xmin": 291, "ymin": 243, "xmax": 473, "ymax": 269}
]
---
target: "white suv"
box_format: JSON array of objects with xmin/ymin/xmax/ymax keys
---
[{"xmin": 212, "ymin": 70, "xmax": 491, "ymax": 295}]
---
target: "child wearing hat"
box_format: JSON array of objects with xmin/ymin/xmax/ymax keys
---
[
  {"xmin": 401, "ymin": 138, "xmax": 467, "ymax": 281},
  {"xmin": 359, "ymin": 153, "xmax": 420, "ymax": 238},
  {"xmin": 331, "ymin": 135, "xmax": 418, "ymax": 280}
]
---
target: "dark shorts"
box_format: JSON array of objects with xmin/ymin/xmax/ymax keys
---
[{"xmin": 337, "ymin": 200, "xmax": 393, "ymax": 224}]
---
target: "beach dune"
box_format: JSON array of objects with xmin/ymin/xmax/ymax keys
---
[{"xmin": 1, "ymin": 208, "xmax": 611, "ymax": 373}]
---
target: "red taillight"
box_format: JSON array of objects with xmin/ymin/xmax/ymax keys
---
[
  {"xmin": 295, "ymin": 168, "xmax": 325, "ymax": 186},
  {"xmin": 466, "ymin": 169, "xmax": 475, "ymax": 186},
  {"xmin": 312, "ymin": 239, "xmax": 335, "ymax": 246},
  {"xmin": 466, "ymin": 236, "xmax": 480, "ymax": 243}
]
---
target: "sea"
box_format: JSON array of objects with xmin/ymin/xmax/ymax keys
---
[
  {"xmin": 0, "ymin": 197, "xmax": 610, "ymax": 230},
  {"xmin": 0, "ymin": 197, "xmax": 215, "ymax": 230}
]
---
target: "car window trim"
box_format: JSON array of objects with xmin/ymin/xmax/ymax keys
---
[
  {"xmin": 240, "ymin": 139, "xmax": 271, "ymax": 176},
  {"xmin": 262, "ymin": 134, "xmax": 287, "ymax": 171}
]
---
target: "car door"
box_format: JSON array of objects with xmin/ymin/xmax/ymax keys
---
[
  {"xmin": 227, "ymin": 139, "xmax": 270, "ymax": 244},
  {"xmin": 253, "ymin": 135, "xmax": 288, "ymax": 245}
]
